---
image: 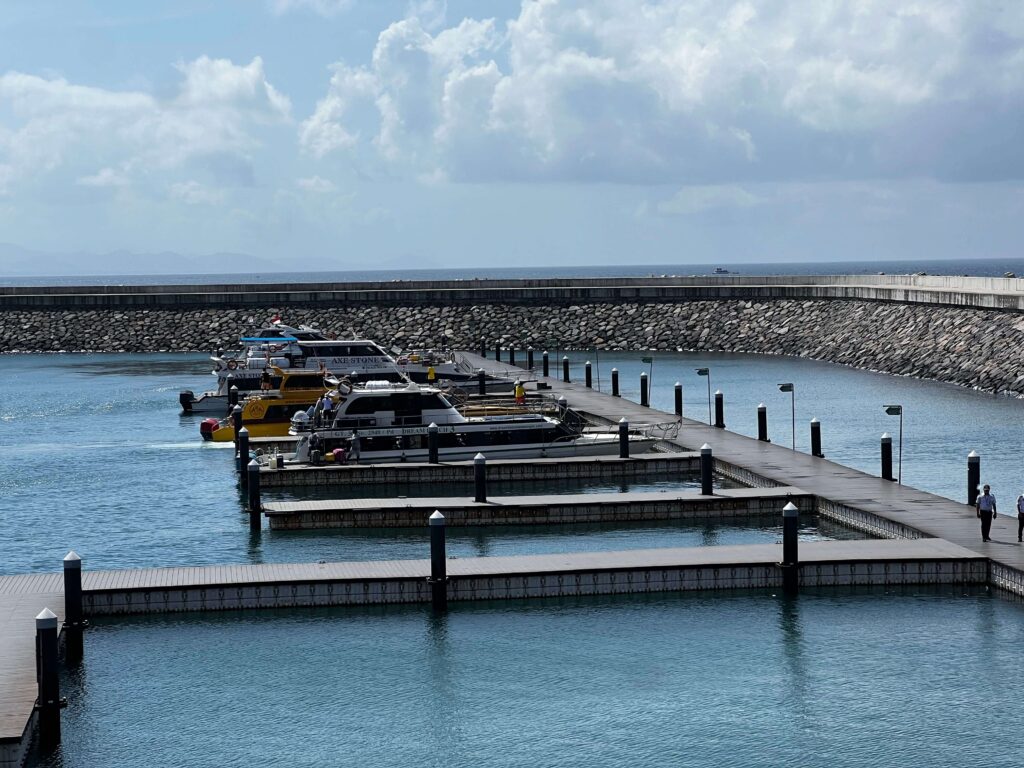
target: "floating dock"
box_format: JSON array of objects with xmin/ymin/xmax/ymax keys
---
[{"xmin": 262, "ymin": 486, "xmax": 812, "ymax": 529}]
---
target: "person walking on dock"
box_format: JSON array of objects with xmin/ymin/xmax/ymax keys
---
[
  {"xmin": 977, "ymin": 485, "xmax": 997, "ymax": 541},
  {"xmin": 350, "ymin": 430, "xmax": 361, "ymax": 464},
  {"xmin": 1017, "ymin": 492, "xmax": 1024, "ymax": 542}
]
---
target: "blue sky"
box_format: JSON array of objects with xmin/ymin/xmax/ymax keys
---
[{"xmin": 1, "ymin": 0, "xmax": 1022, "ymax": 272}]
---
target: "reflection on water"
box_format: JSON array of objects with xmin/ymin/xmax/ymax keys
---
[{"xmin": 30, "ymin": 588, "xmax": 1024, "ymax": 768}]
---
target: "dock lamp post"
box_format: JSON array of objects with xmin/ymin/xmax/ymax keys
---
[
  {"xmin": 778, "ymin": 383, "xmax": 795, "ymax": 450},
  {"xmin": 696, "ymin": 368, "xmax": 712, "ymax": 425},
  {"xmin": 884, "ymin": 404, "xmax": 903, "ymax": 484}
]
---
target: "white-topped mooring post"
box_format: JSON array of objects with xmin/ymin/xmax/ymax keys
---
[
  {"xmin": 542, "ymin": 350, "xmax": 550, "ymax": 378},
  {"xmin": 35, "ymin": 607, "xmax": 62, "ymax": 748},
  {"xmin": 495, "ymin": 344, "xmax": 502, "ymax": 362},
  {"xmin": 562, "ymin": 356, "xmax": 570, "ymax": 383},
  {"xmin": 427, "ymin": 423, "xmax": 439, "ymax": 464},
  {"xmin": 479, "ymin": 337, "xmax": 486, "ymax": 358},
  {"xmin": 231, "ymin": 404, "xmax": 243, "ymax": 453},
  {"xmin": 700, "ymin": 444, "xmax": 713, "ymax": 495},
  {"xmin": 63, "ymin": 551, "xmax": 84, "ymax": 662},
  {"xmin": 611, "ymin": 368, "xmax": 620, "ymax": 397},
  {"xmin": 474, "ymin": 453, "xmax": 487, "ymax": 503},
  {"xmin": 585, "ymin": 361, "xmax": 593, "ymax": 388},
  {"xmin": 881, "ymin": 433, "xmax": 894, "ymax": 481},
  {"xmin": 509, "ymin": 345, "xmax": 516, "ymax": 367},
  {"xmin": 228, "ymin": 383, "xmax": 239, "ymax": 408},
  {"xmin": 247, "ymin": 459, "xmax": 261, "ymax": 531},
  {"xmin": 714, "ymin": 390, "xmax": 725, "ymax": 429},
  {"xmin": 757, "ymin": 404, "xmax": 769, "ymax": 442},
  {"xmin": 781, "ymin": 501, "xmax": 800, "ymax": 595},
  {"xmin": 967, "ymin": 451, "xmax": 981, "ymax": 506},
  {"xmin": 428, "ymin": 511, "xmax": 448, "ymax": 611},
  {"xmin": 477, "ymin": 368, "xmax": 486, "ymax": 396},
  {"xmin": 674, "ymin": 382, "xmax": 683, "ymax": 418},
  {"xmin": 640, "ymin": 372, "xmax": 649, "ymax": 407},
  {"xmin": 618, "ymin": 418, "xmax": 630, "ymax": 459},
  {"xmin": 527, "ymin": 348, "xmax": 535, "ymax": 370},
  {"xmin": 557, "ymin": 396, "xmax": 568, "ymax": 417},
  {"xmin": 810, "ymin": 418, "xmax": 823, "ymax": 458},
  {"xmin": 237, "ymin": 427, "xmax": 250, "ymax": 475}
]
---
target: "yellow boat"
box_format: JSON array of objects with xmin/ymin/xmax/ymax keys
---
[{"xmin": 200, "ymin": 368, "xmax": 334, "ymax": 442}]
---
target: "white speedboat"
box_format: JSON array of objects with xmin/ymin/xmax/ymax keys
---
[
  {"xmin": 180, "ymin": 318, "xmax": 522, "ymax": 414},
  {"xmin": 260, "ymin": 380, "xmax": 655, "ymax": 466}
]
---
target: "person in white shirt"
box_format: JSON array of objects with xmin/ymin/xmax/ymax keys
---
[{"xmin": 976, "ymin": 485, "xmax": 997, "ymax": 542}]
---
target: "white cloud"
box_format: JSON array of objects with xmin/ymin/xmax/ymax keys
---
[
  {"xmin": 296, "ymin": 175, "xmax": 336, "ymax": 192},
  {"xmin": 0, "ymin": 57, "xmax": 290, "ymax": 191},
  {"xmin": 77, "ymin": 167, "xmax": 130, "ymax": 187},
  {"xmin": 270, "ymin": 0, "xmax": 352, "ymax": 17},
  {"xmin": 170, "ymin": 180, "xmax": 225, "ymax": 205},
  {"xmin": 299, "ymin": 0, "xmax": 1024, "ymax": 184}
]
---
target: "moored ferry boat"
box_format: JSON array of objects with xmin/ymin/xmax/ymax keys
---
[
  {"xmin": 199, "ymin": 368, "xmax": 334, "ymax": 442},
  {"xmin": 180, "ymin": 319, "xmax": 521, "ymax": 415},
  {"xmin": 260, "ymin": 380, "xmax": 654, "ymax": 466}
]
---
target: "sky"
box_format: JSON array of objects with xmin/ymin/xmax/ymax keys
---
[{"xmin": 0, "ymin": 0, "xmax": 1023, "ymax": 273}]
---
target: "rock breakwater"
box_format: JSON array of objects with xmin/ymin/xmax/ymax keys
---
[{"xmin": 2, "ymin": 299, "xmax": 1022, "ymax": 395}]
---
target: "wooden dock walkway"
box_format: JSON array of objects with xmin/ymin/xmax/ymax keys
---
[
  {"xmin": 0, "ymin": 576, "xmax": 63, "ymax": 768},
  {"xmin": 464, "ymin": 351, "xmax": 1024, "ymax": 596},
  {"xmin": 262, "ymin": 486, "xmax": 812, "ymax": 529}
]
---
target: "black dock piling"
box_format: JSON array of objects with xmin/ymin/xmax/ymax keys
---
[
  {"xmin": 781, "ymin": 501, "xmax": 800, "ymax": 595},
  {"xmin": 700, "ymin": 444, "xmax": 713, "ymax": 495},
  {"xmin": 247, "ymin": 459, "xmax": 261, "ymax": 531},
  {"xmin": 474, "ymin": 453, "xmax": 487, "ymax": 503},
  {"xmin": 477, "ymin": 368, "xmax": 486, "ymax": 396},
  {"xmin": 673, "ymin": 382, "xmax": 683, "ymax": 417},
  {"xmin": 479, "ymin": 338, "xmax": 486, "ymax": 358},
  {"xmin": 611, "ymin": 368, "xmax": 619, "ymax": 397},
  {"xmin": 585, "ymin": 361, "xmax": 593, "ymax": 388},
  {"xmin": 231, "ymin": 405, "xmax": 243, "ymax": 453},
  {"xmin": 427, "ymin": 423, "xmax": 439, "ymax": 464},
  {"xmin": 810, "ymin": 418, "xmax": 823, "ymax": 458},
  {"xmin": 562, "ymin": 356, "xmax": 570, "ymax": 383},
  {"xmin": 618, "ymin": 418, "xmax": 629, "ymax": 459},
  {"xmin": 757, "ymin": 403, "xmax": 769, "ymax": 442},
  {"xmin": 881, "ymin": 434, "xmax": 894, "ymax": 481},
  {"xmin": 495, "ymin": 346, "xmax": 501, "ymax": 362},
  {"xmin": 527, "ymin": 348, "xmax": 534, "ymax": 370},
  {"xmin": 237, "ymin": 427, "xmax": 250, "ymax": 475},
  {"xmin": 640, "ymin": 372, "xmax": 649, "ymax": 407},
  {"xmin": 542, "ymin": 351, "xmax": 549, "ymax": 378},
  {"xmin": 428, "ymin": 511, "xmax": 448, "ymax": 612},
  {"xmin": 63, "ymin": 551, "xmax": 84, "ymax": 662},
  {"xmin": 228, "ymin": 384, "xmax": 239, "ymax": 408},
  {"xmin": 714, "ymin": 391, "xmax": 725, "ymax": 428},
  {"xmin": 967, "ymin": 451, "xmax": 980, "ymax": 506},
  {"xmin": 509, "ymin": 346, "xmax": 516, "ymax": 367},
  {"xmin": 35, "ymin": 608, "xmax": 62, "ymax": 749}
]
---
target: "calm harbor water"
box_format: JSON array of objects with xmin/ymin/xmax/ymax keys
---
[
  {"xmin": 4, "ymin": 348, "xmax": 1024, "ymax": 572},
  {"xmin": 30, "ymin": 588, "xmax": 1024, "ymax": 768}
]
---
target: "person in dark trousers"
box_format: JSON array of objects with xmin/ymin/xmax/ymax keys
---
[
  {"xmin": 976, "ymin": 484, "xmax": 997, "ymax": 542},
  {"xmin": 1017, "ymin": 492, "xmax": 1024, "ymax": 542}
]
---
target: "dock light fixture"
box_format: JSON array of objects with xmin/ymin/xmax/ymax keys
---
[
  {"xmin": 778, "ymin": 383, "xmax": 795, "ymax": 450},
  {"xmin": 696, "ymin": 367, "xmax": 712, "ymax": 425},
  {"xmin": 884, "ymin": 404, "xmax": 903, "ymax": 484}
]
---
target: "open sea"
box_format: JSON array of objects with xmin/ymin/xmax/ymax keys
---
[
  {"xmin": 5, "ymin": 343, "xmax": 1024, "ymax": 765},
  {"xmin": 4, "ymin": 255, "xmax": 1024, "ymax": 286}
]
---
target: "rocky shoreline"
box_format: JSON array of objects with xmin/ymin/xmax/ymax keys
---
[{"xmin": 3, "ymin": 299, "xmax": 1023, "ymax": 396}]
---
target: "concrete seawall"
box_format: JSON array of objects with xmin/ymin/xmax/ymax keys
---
[{"xmin": 4, "ymin": 275, "xmax": 1024, "ymax": 395}]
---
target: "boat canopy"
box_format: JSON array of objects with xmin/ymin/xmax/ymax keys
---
[{"xmin": 241, "ymin": 336, "xmax": 299, "ymax": 343}]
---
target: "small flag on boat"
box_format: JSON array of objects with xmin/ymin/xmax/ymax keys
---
[
  {"xmin": 884, "ymin": 404, "xmax": 902, "ymax": 415},
  {"xmin": 778, "ymin": 383, "xmax": 794, "ymax": 392},
  {"xmin": 696, "ymin": 368, "xmax": 709, "ymax": 376}
]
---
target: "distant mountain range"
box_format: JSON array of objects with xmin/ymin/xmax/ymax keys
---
[{"xmin": 0, "ymin": 242, "xmax": 282, "ymax": 276}]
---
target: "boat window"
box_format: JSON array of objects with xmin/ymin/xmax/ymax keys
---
[
  {"xmin": 418, "ymin": 394, "xmax": 449, "ymax": 411},
  {"xmin": 282, "ymin": 375, "xmax": 326, "ymax": 390},
  {"xmin": 345, "ymin": 395, "xmax": 390, "ymax": 415}
]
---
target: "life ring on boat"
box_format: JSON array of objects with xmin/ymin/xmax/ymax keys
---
[{"xmin": 226, "ymin": 359, "xmax": 238, "ymax": 370}]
